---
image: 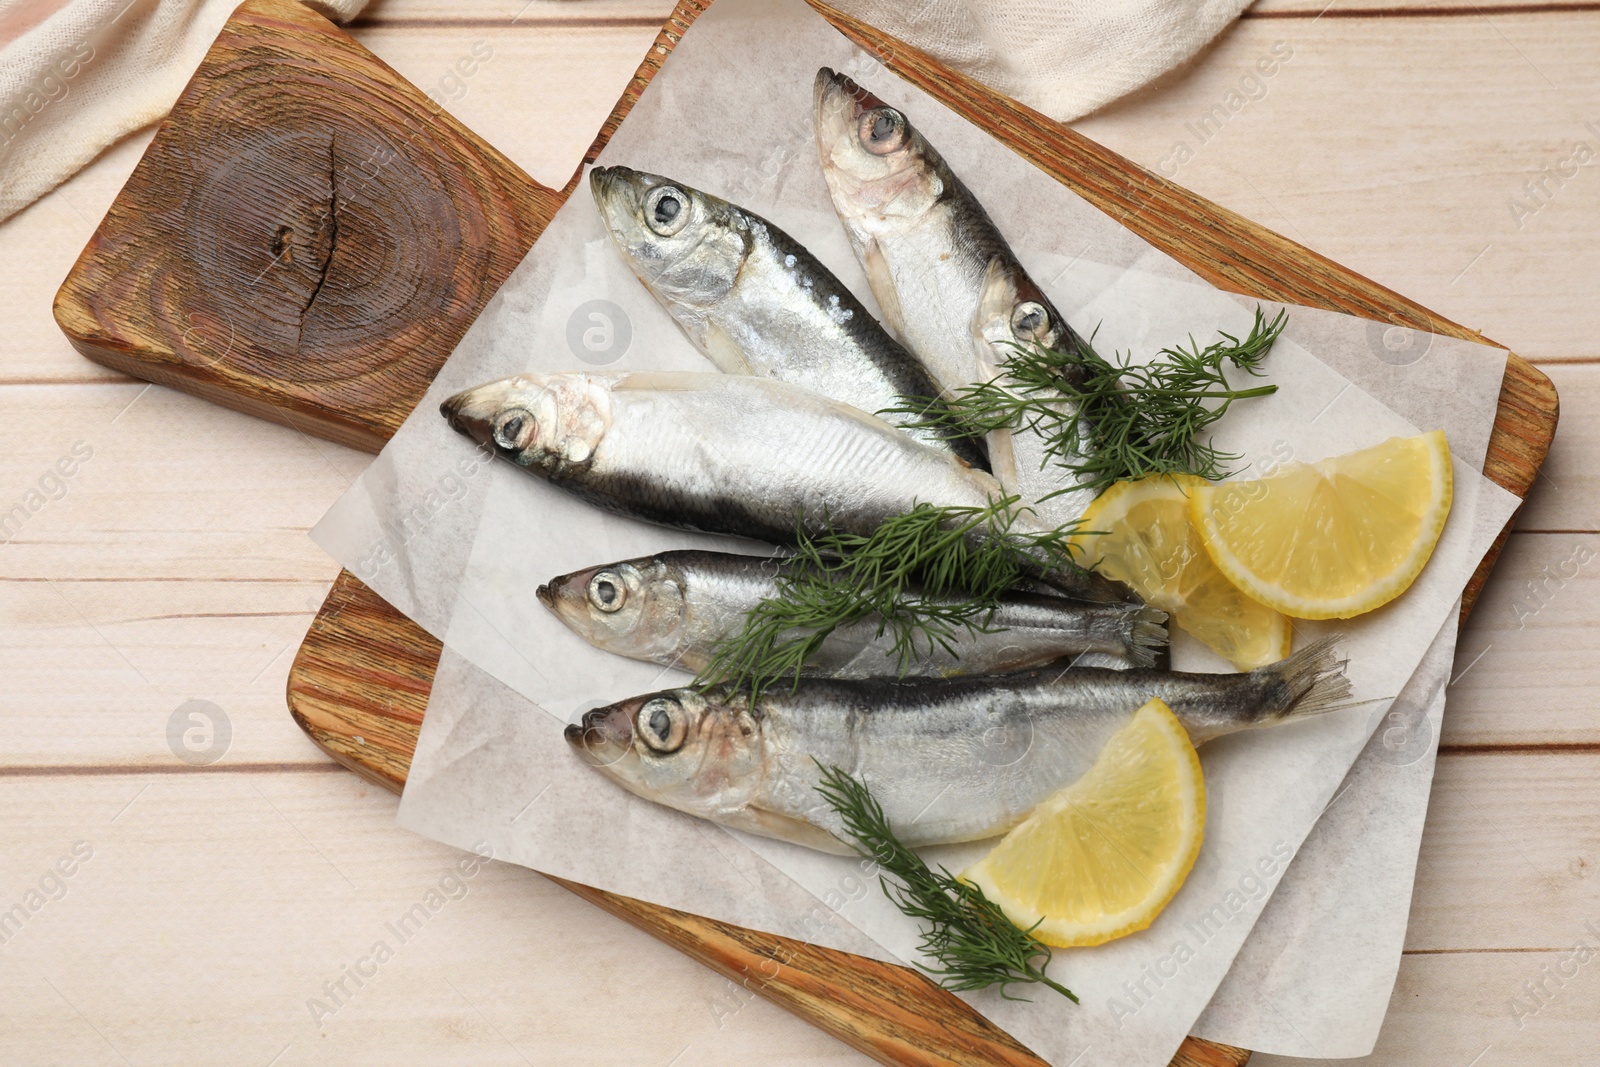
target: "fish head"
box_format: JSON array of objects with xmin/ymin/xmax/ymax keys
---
[
  {"xmin": 974, "ymin": 257, "xmax": 1072, "ymax": 377},
  {"xmin": 813, "ymin": 68, "xmax": 942, "ymax": 234},
  {"xmin": 537, "ymin": 556, "xmax": 688, "ymax": 661},
  {"xmin": 565, "ymin": 688, "xmax": 764, "ymax": 815},
  {"xmin": 439, "ymin": 372, "xmax": 614, "ymax": 476},
  {"xmin": 589, "ymin": 166, "xmax": 749, "ymax": 312}
]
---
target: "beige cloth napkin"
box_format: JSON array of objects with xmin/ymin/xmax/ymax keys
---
[
  {"xmin": 827, "ymin": 0, "xmax": 1252, "ymax": 122},
  {"xmin": 0, "ymin": 0, "xmax": 367, "ymax": 223}
]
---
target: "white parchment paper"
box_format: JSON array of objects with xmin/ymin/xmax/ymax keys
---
[
  {"xmin": 1187, "ymin": 301, "xmax": 1504, "ymax": 1059},
  {"xmin": 1192, "ymin": 611, "xmax": 1459, "ymax": 1058},
  {"xmin": 397, "ymin": 645, "xmax": 895, "ymax": 964},
  {"xmin": 310, "ymin": 0, "xmax": 1523, "ymax": 1062}
]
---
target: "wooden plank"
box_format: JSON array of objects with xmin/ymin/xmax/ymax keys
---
[
  {"xmin": 0, "ymin": 382, "xmax": 364, "ymax": 766},
  {"xmin": 0, "ymin": 772, "xmax": 872, "ymax": 1067},
  {"xmin": 1074, "ymin": 13, "xmax": 1600, "ymax": 364},
  {"xmin": 1446, "ymin": 533, "xmax": 1600, "ymax": 746},
  {"xmin": 1514, "ymin": 362, "xmax": 1600, "ymax": 532},
  {"xmin": 0, "ymin": 133, "xmax": 151, "ymax": 385},
  {"xmin": 2, "ymin": 757, "xmax": 1592, "ymax": 1066},
  {"xmin": 1250, "ymin": 948, "xmax": 1600, "ymax": 1066},
  {"xmin": 0, "ymin": 576, "xmax": 331, "ymax": 767},
  {"xmin": 348, "ymin": 23, "xmax": 665, "ymax": 190},
  {"xmin": 1407, "ymin": 751, "xmax": 1600, "ymax": 952},
  {"xmin": 0, "ymin": 383, "xmax": 365, "ymax": 584}
]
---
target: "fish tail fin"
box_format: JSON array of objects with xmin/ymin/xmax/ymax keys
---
[
  {"xmin": 1254, "ymin": 634, "xmax": 1351, "ymax": 724},
  {"xmin": 1037, "ymin": 562, "xmax": 1140, "ymax": 605},
  {"xmin": 1122, "ymin": 605, "xmax": 1170, "ymax": 668}
]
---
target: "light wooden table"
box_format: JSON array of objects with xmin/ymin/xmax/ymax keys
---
[{"xmin": 3, "ymin": 2, "xmax": 1596, "ymax": 1064}]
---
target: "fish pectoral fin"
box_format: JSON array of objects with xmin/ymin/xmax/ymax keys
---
[
  {"xmin": 986, "ymin": 427, "xmax": 1019, "ymax": 491},
  {"xmin": 697, "ymin": 320, "xmax": 754, "ymax": 375},
  {"xmin": 725, "ymin": 804, "xmax": 856, "ymax": 856},
  {"xmin": 862, "ymin": 241, "xmax": 906, "ymax": 339}
]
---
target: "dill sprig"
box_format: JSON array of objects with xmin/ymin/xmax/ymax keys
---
[
  {"xmin": 693, "ymin": 497, "xmax": 1083, "ymax": 696},
  {"xmin": 815, "ymin": 763, "xmax": 1077, "ymax": 1003},
  {"xmin": 890, "ymin": 306, "xmax": 1287, "ymax": 493}
]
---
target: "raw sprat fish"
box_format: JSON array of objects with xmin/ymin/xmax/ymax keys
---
[
  {"xmin": 538, "ymin": 549, "xmax": 1168, "ymax": 677},
  {"xmin": 589, "ymin": 165, "xmax": 987, "ymax": 470},
  {"xmin": 813, "ymin": 67, "xmax": 1097, "ymax": 518},
  {"xmin": 812, "ymin": 66, "xmax": 1014, "ymax": 396},
  {"xmin": 439, "ymin": 370, "xmax": 1129, "ymax": 603},
  {"xmin": 566, "ymin": 636, "xmax": 1349, "ymax": 854}
]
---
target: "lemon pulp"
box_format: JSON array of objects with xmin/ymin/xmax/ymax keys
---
[
  {"xmin": 1190, "ymin": 431, "xmax": 1453, "ymax": 620},
  {"xmin": 963, "ymin": 698, "xmax": 1206, "ymax": 948}
]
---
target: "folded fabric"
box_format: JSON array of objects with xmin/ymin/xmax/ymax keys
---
[
  {"xmin": 0, "ymin": 0, "xmax": 367, "ymax": 224},
  {"xmin": 826, "ymin": 0, "xmax": 1252, "ymax": 121}
]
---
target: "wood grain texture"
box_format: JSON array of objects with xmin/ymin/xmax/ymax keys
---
[
  {"xmin": 51, "ymin": 0, "xmax": 561, "ymax": 452},
  {"xmin": 54, "ymin": 0, "xmax": 1562, "ymax": 1064}
]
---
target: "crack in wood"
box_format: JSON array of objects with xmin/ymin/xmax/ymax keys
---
[{"xmin": 295, "ymin": 134, "xmax": 340, "ymax": 351}]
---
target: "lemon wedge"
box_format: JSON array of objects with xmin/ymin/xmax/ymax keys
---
[
  {"xmin": 1190, "ymin": 431, "xmax": 1453, "ymax": 620},
  {"xmin": 963, "ymin": 698, "xmax": 1205, "ymax": 948},
  {"xmin": 1071, "ymin": 474, "xmax": 1291, "ymax": 670}
]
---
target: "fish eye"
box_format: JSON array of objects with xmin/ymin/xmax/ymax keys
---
[
  {"xmin": 645, "ymin": 186, "xmax": 689, "ymax": 237},
  {"xmin": 492, "ymin": 407, "xmax": 534, "ymax": 452},
  {"xmin": 858, "ymin": 107, "xmax": 906, "ymax": 155},
  {"xmin": 588, "ymin": 571, "xmax": 626, "ymax": 613},
  {"xmin": 637, "ymin": 697, "xmax": 686, "ymax": 754},
  {"xmin": 1011, "ymin": 301, "xmax": 1051, "ymax": 342}
]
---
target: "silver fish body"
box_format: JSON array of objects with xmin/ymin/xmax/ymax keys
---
[
  {"xmin": 813, "ymin": 68, "xmax": 1006, "ymax": 395},
  {"xmin": 440, "ymin": 371, "xmax": 1128, "ymax": 602},
  {"xmin": 814, "ymin": 68, "xmax": 1099, "ymax": 521},
  {"xmin": 567, "ymin": 637, "xmax": 1349, "ymax": 853},
  {"xmin": 589, "ymin": 166, "xmax": 987, "ymax": 470},
  {"xmin": 538, "ymin": 549, "xmax": 1168, "ymax": 677}
]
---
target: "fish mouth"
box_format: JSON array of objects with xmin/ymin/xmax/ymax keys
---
[
  {"xmin": 589, "ymin": 165, "xmax": 653, "ymax": 240},
  {"xmin": 537, "ymin": 565, "xmax": 593, "ymax": 624},
  {"xmin": 439, "ymin": 384, "xmax": 501, "ymax": 447},
  {"xmin": 564, "ymin": 700, "xmax": 634, "ymax": 767},
  {"xmin": 589, "ymin": 165, "xmax": 639, "ymax": 213},
  {"xmin": 815, "ymin": 67, "xmax": 887, "ymax": 124}
]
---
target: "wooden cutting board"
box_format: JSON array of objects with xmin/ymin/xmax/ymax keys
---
[{"xmin": 52, "ymin": 1, "xmax": 1558, "ymax": 1065}]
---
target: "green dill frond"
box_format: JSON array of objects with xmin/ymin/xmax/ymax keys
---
[
  {"xmin": 692, "ymin": 497, "xmax": 1084, "ymax": 696},
  {"xmin": 814, "ymin": 763, "xmax": 1077, "ymax": 1003},
  {"xmin": 888, "ymin": 306, "xmax": 1286, "ymax": 492}
]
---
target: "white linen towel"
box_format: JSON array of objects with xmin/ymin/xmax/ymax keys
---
[
  {"xmin": 0, "ymin": 0, "xmax": 367, "ymax": 223},
  {"xmin": 828, "ymin": 0, "xmax": 1252, "ymax": 122}
]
